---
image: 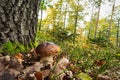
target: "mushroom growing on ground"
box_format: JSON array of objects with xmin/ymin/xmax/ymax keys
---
[
  {"xmin": 17, "ymin": 42, "xmax": 60, "ymax": 80},
  {"xmin": 35, "ymin": 42, "xmax": 60, "ymax": 68}
]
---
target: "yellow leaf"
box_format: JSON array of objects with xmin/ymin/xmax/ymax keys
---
[{"xmin": 76, "ymin": 72, "xmax": 92, "ymax": 80}]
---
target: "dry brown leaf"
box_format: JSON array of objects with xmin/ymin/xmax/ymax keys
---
[
  {"xmin": 34, "ymin": 72, "xmax": 43, "ymax": 80},
  {"xmin": 29, "ymin": 48, "xmax": 37, "ymax": 57},
  {"xmin": 15, "ymin": 53, "xmax": 24, "ymax": 60},
  {"xmin": 70, "ymin": 66, "xmax": 81, "ymax": 74},
  {"xmin": 94, "ymin": 59, "xmax": 106, "ymax": 67},
  {"xmin": 15, "ymin": 53, "xmax": 24, "ymax": 64}
]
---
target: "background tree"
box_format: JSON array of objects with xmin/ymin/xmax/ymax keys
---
[
  {"xmin": 0, "ymin": 0, "xmax": 40, "ymax": 46},
  {"xmin": 39, "ymin": 0, "xmax": 84, "ymax": 43},
  {"xmin": 38, "ymin": 0, "xmax": 44, "ymax": 31},
  {"xmin": 87, "ymin": 2, "xmax": 94, "ymax": 39},
  {"xmin": 114, "ymin": 5, "xmax": 120, "ymax": 47},
  {"xmin": 93, "ymin": 0, "xmax": 102, "ymax": 39},
  {"xmin": 108, "ymin": 0, "xmax": 116, "ymax": 40}
]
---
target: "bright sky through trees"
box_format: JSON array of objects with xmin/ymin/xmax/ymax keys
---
[
  {"xmin": 38, "ymin": 0, "xmax": 120, "ymax": 21},
  {"xmin": 99, "ymin": 0, "xmax": 120, "ymax": 19},
  {"xmin": 84, "ymin": 0, "xmax": 120, "ymax": 21}
]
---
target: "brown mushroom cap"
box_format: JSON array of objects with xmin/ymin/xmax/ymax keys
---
[{"xmin": 35, "ymin": 42, "xmax": 60, "ymax": 57}]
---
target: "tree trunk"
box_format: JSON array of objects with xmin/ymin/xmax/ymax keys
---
[
  {"xmin": 73, "ymin": 11, "xmax": 78, "ymax": 44},
  {"xmin": 73, "ymin": 0, "xmax": 79, "ymax": 44},
  {"xmin": 116, "ymin": 19, "xmax": 120, "ymax": 47},
  {"xmin": 94, "ymin": 0, "xmax": 101, "ymax": 39},
  {"xmin": 38, "ymin": 0, "xmax": 44, "ymax": 31},
  {"xmin": 108, "ymin": 0, "xmax": 116, "ymax": 40},
  {"xmin": 88, "ymin": 5, "xmax": 94, "ymax": 39},
  {"xmin": 0, "ymin": 0, "xmax": 40, "ymax": 46},
  {"xmin": 63, "ymin": 4, "xmax": 67, "ymax": 28}
]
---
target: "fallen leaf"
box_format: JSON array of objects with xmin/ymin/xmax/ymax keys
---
[
  {"xmin": 15, "ymin": 53, "xmax": 24, "ymax": 64},
  {"xmin": 15, "ymin": 53, "xmax": 24, "ymax": 60},
  {"xmin": 29, "ymin": 48, "xmax": 37, "ymax": 57},
  {"xmin": 34, "ymin": 72, "xmax": 43, "ymax": 80},
  {"xmin": 76, "ymin": 72, "xmax": 92, "ymax": 80},
  {"xmin": 94, "ymin": 59, "xmax": 106, "ymax": 67},
  {"xmin": 70, "ymin": 66, "xmax": 81, "ymax": 74}
]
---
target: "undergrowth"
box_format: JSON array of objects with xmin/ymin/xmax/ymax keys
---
[
  {"xmin": 0, "ymin": 32, "xmax": 119, "ymax": 79},
  {"xmin": 0, "ymin": 41, "xmax": 35, "ymax": 55}
]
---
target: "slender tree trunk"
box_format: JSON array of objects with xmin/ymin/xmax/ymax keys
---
[
  {"xmin": 0, "ymin": 0, "xmax": 40, "ymax": 45},
  {"xmin": 116, "ymin": 19, "xmax": 120, "ymax": 47},
  {"xmin": 94, "ymin": 1, "xmax": 101, "ymax": 39},
  {"xmin": 39, "ymin": 0, "xmax": 44, "ymax": 31},
  {"xmin": 63, "ymin": 4, "xmax": 67, "ymax": 28},
  {"xmin": 88, "ymin": 5, "xmax": 94, "ymax": 39},
  {"xmin": 108, "ymin": 0, "xmax": 116, "ymax": 39},
  {"xmin": 52, "ymin": 13, "xmax": 56, "ymax": 38},
  {"xmin": 73, "ymin": 0, "xmax": 79, "ymax": 44},
  {"xmin": 73, "ymin": 11, "xmax": 78, "ymax": 44}
]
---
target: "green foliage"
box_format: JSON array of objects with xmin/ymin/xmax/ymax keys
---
[
  {"xmin": 89, "ymin": 37, "xmax": 109, "ymax": 47},
  {"xmin": 0, "ymin": 41, "xmax": 31, "ymax": 55},
  {"xmin": 66, "ymin": 42, "xmax": 119, "ymax": 79},
  {"xmin": 51, "ymin": 28, "xmax": 75, "ymax": 42},
  {"xmin": 35, "ymin": 0, "xmax": 120, "ymax": 79},
  {"xmin": 1, "ymin": 41, "xmax": 16, "ymax": 55},
  {"xmin": 35, "ymin": 30, "xmax": 54, "ymax": 43},
  {"xmin": 40, "ymin": 0, "xmax": 53, "ymax": 10}
]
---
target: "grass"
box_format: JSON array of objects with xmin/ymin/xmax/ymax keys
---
[{"xmin": 65, "ymin": 43, "xmax": 120, "ymax": 79}]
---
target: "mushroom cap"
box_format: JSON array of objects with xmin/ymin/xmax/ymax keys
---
[{"xmin": 35, "ymin": 42, "xmax": 60, "ymax": 57}]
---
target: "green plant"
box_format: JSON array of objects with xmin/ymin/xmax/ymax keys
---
[
  {"xmin": 0, "ymin": 41, "xmax": 31, "ymax": 55},
  {"xmin": 1, "ymin": 41, "xmax": 16, "ymax": 55}
]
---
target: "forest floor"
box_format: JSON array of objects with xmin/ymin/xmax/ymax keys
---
[{"xmin": 0, "ymin": 48, "xmax": 120, "ymax": 80}]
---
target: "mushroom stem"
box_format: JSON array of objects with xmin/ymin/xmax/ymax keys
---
[{"xmin": 39, "ymin": 55, "xmax": 54, "ymax": 66}]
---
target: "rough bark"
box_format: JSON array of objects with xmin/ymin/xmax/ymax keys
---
[{"xmin": 0, "ymin": 0, "xmax": 40, "ymax": 45}]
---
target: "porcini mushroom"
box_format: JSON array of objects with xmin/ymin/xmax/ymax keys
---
[{"xmin": 35, "ymin": 42, "xmax": 60, "ymax": 67}]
